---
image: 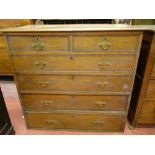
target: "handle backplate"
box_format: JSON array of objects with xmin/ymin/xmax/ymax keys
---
[
  {"xmin": 32, "ymin": 39, "xmax": 45, "ymax": 50},
  {"xmin": 95, "ymin": 101, "xmax": 107, "ymax": 107},
  {"xmin": 38, "ymin": 81, "xmax": 49, "ymax": 87},
  {"xmin": 35, "ymin": 62, "xmax": 47, "ymax": 68},
  {"xmin": 96, "ymin": 82, "xmax": 108, "ymax": 88},
  {"xmin": 99, "ymin": 37, "xmax": 111, "ymax": 50}
]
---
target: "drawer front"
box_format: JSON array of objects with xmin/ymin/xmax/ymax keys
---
[
  {"xmin": 138, "ymin": 111, "xmax": 155, "ymax": 124},
  {"xmin": 0, "ymin": 36, "xmax": 7, "ymax": 48},
  {"xmin": 0, "ymin": 58, "xmax": 13, "ymax": 74},
  {"xmin": 12, "ymin": 55, "xmax": 135, "ymax": 72},
  {"xmin": 73, "ymin": 33, "xmax": 140, "ymax": 51},
  {"xmin": 145, "ymin": 80, "xmax": 155, "ymax": 99},
  {"xmin": 25, "ymin": 112, "xmax": 124, "ymax": 131},
  {"xmin": 151, "ymin": 59, "xmax": 155, "ymax": 78},
  {"xmin": 17, "ymin": 75, "xmax": 132, "ymax": 92},
  {"xmin": 0, "ymin": 49, "xmax": 9, "ymax": 56},
  {"xmin": 22, "ymin": 94, "xmax": 128, "ymax": 111},
  {"xmin": 141, "ymin": 100, "xmax": 155, "ymax": 111},
  {"xmin": 7, "ymin": 35, "xmax": 69, "ymax": 51}
]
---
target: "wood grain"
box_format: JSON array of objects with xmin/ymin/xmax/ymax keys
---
[
  {"xmin": 73, "ymin": 34, "xmax": 140, "ymax": 51},
  {"xmin": 17, "ymin": 74, "xmax": 132, "ymax": 92},
  {"xmin": 26, "ymin": 111, "xmax": 125, "ymax": 131},
  {"xmin": 0, "ymin": 19, "xmax": 34, "ymax": 75},
  {"xmin": 22, "ymin": 94, "xmax": 128, "ymax": 111},
  {"xmin": 3, "ymin": 28, "xmax": 143, "ymax": 131},
  {"xmin": 7, "ymin": 35, "xmax": 69, "ymax": 51},
  {"xmin": 1, "ymin": 24, "xmax": 155, "ymax": 32},
  {"xmin": 128, "ymin": 31, "xmax": 155, "ymax": 127},
  {"xmin": 12, "ymin": 54, "xmax": 135, "ymax": 72}
]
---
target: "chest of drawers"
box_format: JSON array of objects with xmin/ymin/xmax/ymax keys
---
[
  {"xmin": 0, "ymin": 33, "xmax": 13, "ymax": 75},
  {"xmin": 2, "ymin": 25, "xmax": 143, "ymax": 132},
  {"xmin": 128, "ymin": 31, "xmax": 155, "ymax": 128},
  {"xmin": 0, "ymin": 20, "xmax": 35, "ymax": 75}
]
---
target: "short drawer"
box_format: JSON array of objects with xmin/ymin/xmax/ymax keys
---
[
  {"xmin": 138, "ymin": 111, "xmax": 155, "ymax": 124},
  {"xmin": 0, "ymin": 36, "xmax": 7, "ymax": 48},
  {"xmin": 22, "ymin": 94, "xmax": 128, "ymax": 111},
  {"xmin": 12, "ymin": 55, "xmax": 135, "ymax": 72},
  {"xmin": 72, "ymin": 33, "xmax": 141, "ymax": 51},
  {"xmin": 25, "ymin": 111, "xmax": 125, "ymax": 131},
  {"xmin": 17, "ymin": 75, "xmax": 132, "ymax": 92},
  {"xmin": 7, "ymin": 35, "xmax": 70, "ymax": 51}
]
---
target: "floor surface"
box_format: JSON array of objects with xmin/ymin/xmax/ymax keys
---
[{"xmin": 0, "ymin": 80, "xmax": 155, "ymax": 135}]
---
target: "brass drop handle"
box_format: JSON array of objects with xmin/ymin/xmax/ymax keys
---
[
  {"xmin": 96, "ymin": 82, "xmax": 108, "ymax": 88},
  {"xmin": 35, "ymin": 62, "xmax": 47, "ymax": 68},
  {"xmin": 98, "ymin": 62, "xmax": 110, "ymax": 69},
  {"xmin": 99, "ymin": 37, "xmax": 111, "ymax": 50},
  {"xmin": 45, "ymin": 120, "xmax": 57, "ymax": 125},
  {"xmin": 94, "ymin": 120, "xmax": 104, "ymax": 126},
  {"xmin": 38, "ymin": 81, "xmax": 49, "ymax": 87},
  {"xmin": 41, "ymin": 100, "xmax": 53, "ymax": 106},
  {"xmin": 95, "ymin": 101, "xmax": 107, "ymax": 107},
  {"xmin": 32, "ymin": 40, "xmax": 45, "ymax": 50}
]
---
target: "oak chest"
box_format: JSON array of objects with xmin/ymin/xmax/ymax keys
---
[
  {"xmin": 2, "ymin": 25, "xmax": 143, "ymax": 132},
  {"xmin": 0, "ymin": 19, "xmax": 34, "ymax": 75},
  {"xmin": 0, "ymin": 34, "xmax": 13, "ymax": 75},
  {"xmin": 128, "ymin": 30, "xmax": 155, "ymax": 128}
]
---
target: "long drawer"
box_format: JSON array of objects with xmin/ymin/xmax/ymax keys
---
[
  {"xmin": 25, "ymin": 111, "xmax": 125, "ymax": 131},
  {"xmin": 138, "ymin": 100, "xmax": 155, "ymax": 124},
  {"xmin": 141, "ymin": 100, "xmax": 155, "ymax": 111},
  {"xmin": 138, "ymin": 111, "xmax": 155, "ymax": 124},
  {"xmin": 17, "ymin": 74, "xmax": 132, "ymax": 92},
  {"xmin": 72, "ymin": 33, "xmax": 140, "ymax": 51},
  {"xmin": 145, "ymin": 80, "xmax": 155, "ymax": 99},
  {"xmin": 22, "ymin": 94, "xmax": 128, "ymax": 111},
  {"xmin": 12, "ymin": 54, "xmax": 135, "ymax": 72},
  {"xmin": 7, "ymin": 35, "xmax": 70, "ymax": 51}
]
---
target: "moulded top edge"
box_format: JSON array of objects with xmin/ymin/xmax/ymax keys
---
[{"xmin": 0, "ymin": 24, "xmax": 155, "ymax": 32}]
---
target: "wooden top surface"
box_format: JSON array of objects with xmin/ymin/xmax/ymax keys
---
[{"xmin": 1, "ymin": 24, "xmax": 155, "ymax": 32}]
